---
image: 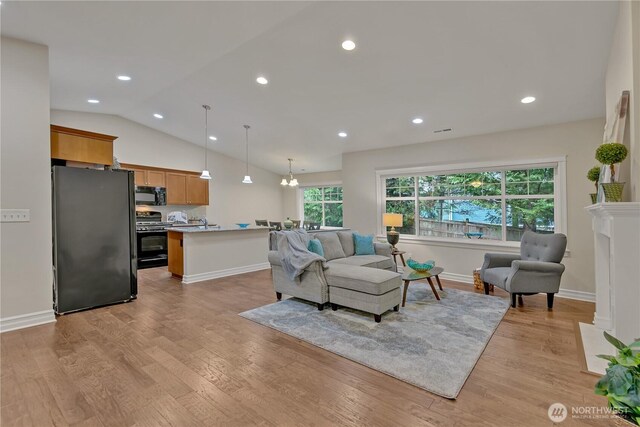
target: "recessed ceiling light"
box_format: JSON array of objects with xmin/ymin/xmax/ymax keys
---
[
  {"xmin": 87, "ymin": 99, "xmax": 100, "ymax": 104},
  {"xmin": 521, "ymin": 96, "xmax": 536, "ymax": 104},
  {"xmin": 342, "ymin": 40, "xmax": 356, "ymax": 51},
  {"xmin": 117, "ymin": 75, "xmax": 131, "ymax": 81},
  {"xmin": 209, "ymin": 136, "xmax": 217, "ymax": 141},
  {"xmin": 153, "ymin": 113, "xmax": 163, "ymax": 119},
  {"xmin": 338, "ymin": 132, "xmax": 348, "ymax": 138},
  {"xmin": 256, "ymin": 76, "xmax": 268, "ymax": 85},
  {"xmin": 412, "ymin": 118, "xmax": 424, "ymax": 124}
]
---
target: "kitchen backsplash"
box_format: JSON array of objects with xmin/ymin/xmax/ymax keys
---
[{"xmin": 135, "ymin": 205, "xmax": 206, "ymax": 222}]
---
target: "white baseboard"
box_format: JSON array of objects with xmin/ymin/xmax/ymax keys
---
[
  {"xmin": 0, "ymin": 309, "xmax": 56, "ymax": 333},
  {"xmin": 182, "ymin": 262, "xmax": 270, "ymax": 284},
  {"xmin": 439, "ymin": 272, "xmax": 474, "ymax": 284},
  {"xmin": 437, "ymin": 272, "xmax": 595, "ymax": 302},
  {"xmin": 556, "ymin": 289, "xmax": 596, "ymax": 302}
]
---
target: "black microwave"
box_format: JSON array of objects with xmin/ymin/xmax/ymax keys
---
[{"xmin": 135, "ymin": 186, "xmax": 167, "ymax": 206}]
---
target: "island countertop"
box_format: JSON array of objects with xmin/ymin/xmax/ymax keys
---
[{"xmin": 166, "ymin": 225, "xmax": 270, "ymax": 233}]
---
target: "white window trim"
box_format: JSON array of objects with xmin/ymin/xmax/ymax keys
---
[
  {"xmin": 297, "ymin": 182, "xmax": 343, "ymax": 225},
  {"xmin": 375, "ymin": 157, "xmax": 568, "ymax": 253}
]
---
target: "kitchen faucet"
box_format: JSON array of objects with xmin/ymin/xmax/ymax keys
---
[{"xmin": 199, "ymin": 217, "xmax": 208, "ymax": 228}]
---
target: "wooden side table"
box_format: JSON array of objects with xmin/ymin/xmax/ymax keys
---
[
  {"xmin": 401, "ymin": 267, "xmax": 445, "ymax": 306},
  {"xmin": 391, "ymin": 249, "xmax": 406, "ymax": 267}
]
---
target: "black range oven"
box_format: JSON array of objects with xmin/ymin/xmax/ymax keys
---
[{"xmin": 136, "ymin": 211, "xmax": 170, "ymax": 269}]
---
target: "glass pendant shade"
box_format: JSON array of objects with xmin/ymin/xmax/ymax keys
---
[
  {"xmin": 289, "ymin": 178, "xmax": 299, "ymax": 187},
  {"xmin": 200, "ymin": 170, "xmax": 212, "ymax": 180},
  {"xmin": 242, "ymin": 175, "xmax": 253, "ymax": 184},
  {"xmin": 280, "ymin": 178, "xmax": 288, "ymax": 186}
]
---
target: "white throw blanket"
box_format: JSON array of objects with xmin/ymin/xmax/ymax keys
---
[{"xmin": 276, "ymin": 229, "xmax": 326, "ymax": 281}]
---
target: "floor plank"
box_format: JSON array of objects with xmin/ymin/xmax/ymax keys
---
[{"xmin": 1, "ymin": 267, "xmax": 623, "ymax": 426}]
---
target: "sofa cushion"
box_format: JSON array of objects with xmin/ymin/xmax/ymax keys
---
[
  {"xmin": 326, "ymin": 264, "xmax": 401, "ymax": 295},
  {"xmin": 307, "ymin": 239, "xmax": 324, "ymax": 257},
  {"xmin": 483, "ymin": 267, "xmax": 511, "ymax": 290},
  {"xmin": 337, "ymin": 231, "xmax": 355, "ymax": 257},
  {"xmin": 328, "ymin": 255, "xmax": 394, "ymax": 270},
  {"xmin": 353, "ymin": 233, "xmax": 375, "ymax": 255},
  {"xmin": 315, "ymin": 232, "xmax": 346, "ymax": 261}
]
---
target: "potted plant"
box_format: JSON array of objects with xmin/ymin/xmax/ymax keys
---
[
  {"xmin": 595, "ymin": 142, "xmax": 628, "ymax": 202},
  {"xmin": 587, "ymin": 166, "xmax": 601, "ymax": 204},
  {"xmin": 594, "ymin": 331, "xmax": 640, "ymax": 425}
]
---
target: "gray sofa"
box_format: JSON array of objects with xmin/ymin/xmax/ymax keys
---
[
  {"xmin": 480, "ymin": 231, "xmax": 567, "ymax": 309},
  {"xmin": 268, "ymin": 230, "xmax": 401, "ymax": 322}
]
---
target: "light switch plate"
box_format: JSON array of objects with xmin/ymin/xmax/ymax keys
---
[{"xmin": 1, "ymin": 209, "xmax": 30, "ymax": 223}]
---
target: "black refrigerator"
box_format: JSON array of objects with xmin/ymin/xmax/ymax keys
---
[{"xmin": 52, "ymin": 166, "xmax": 137, "ymax": 314}]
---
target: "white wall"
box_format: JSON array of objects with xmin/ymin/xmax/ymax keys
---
[
  {"xmin": 50, "ymin": 110, "xmax": 284, "ymax": 225},
  {"xmin": 605, "ymin": 0, "xmax": 640, "ymax": 202},
  {"xmin": 0, "ymin": 37, "xmax": 55, "ymax": 327},
  {"xmin": 342, "ymin": 118, "xmax": 604, "ymax": 295},
  {"xmin": 281, "ymin": 170, "xmax": 342, "ymax": 219}
]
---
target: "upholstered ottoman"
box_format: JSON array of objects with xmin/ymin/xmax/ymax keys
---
[{"xmin": 325, "ymin": 264, "xmax": 402, "ymax": 323}]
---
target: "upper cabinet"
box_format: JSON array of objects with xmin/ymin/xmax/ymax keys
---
[
  {"xmin": 166, "ymin": 173, "xmax": 209, "ymax": 205},
  {"xmin": 186, "ymin": 175, "xmax": 209, "ymax": 205},
  {"xmin": 123, "ymin": 163, "xmax": 208, "ymax": 206},
  {"xmin": 166, "ymin": 172, "xmax": 187, "ymax": 205},
  {"xmin": 132, "ymin": 168, "xmax": 166, "ymax": 187},
  {"xmin": 50, "ymin": 125, "xmax": 117, "ymax": 165}
]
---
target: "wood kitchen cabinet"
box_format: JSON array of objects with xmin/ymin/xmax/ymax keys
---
[
  {"xmin": 166, "ymin": 173, "xmax": 187, "ymax": 205},
  {"xmin": 50, "ymin": 125, "xmax": 117, "ymax": 165},
  {"xmin": 122, "ymin": 163, "xmax": 208, "ymax": 206},
  {"xmin": 167, "ymin": 231, "xmax": 184, "ymax": 277},
  {"xmin": 186, "ymin": 175, "xmax": 209, "ymax": 205},
  {"xmin": 133, "ymin": 169, "xmax": 165, "ymax": 187}
]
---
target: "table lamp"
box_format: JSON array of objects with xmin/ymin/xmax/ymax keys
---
[{"xmin": 383, "ymin": 213, "xmax": 403, "ymax": 248}]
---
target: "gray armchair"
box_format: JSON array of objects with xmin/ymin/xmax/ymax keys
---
[{"xmin": 481, "ymin": 231, "xmax": 567, "ymax": 309}]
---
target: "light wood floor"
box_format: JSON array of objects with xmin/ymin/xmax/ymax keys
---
[{"xmin": 1, "ymin": 268, "xmax": 622, "ymax": 426}]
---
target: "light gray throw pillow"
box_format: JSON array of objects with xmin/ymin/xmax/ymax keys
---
[{"xmin": 316, "ymin": 232, "xmax": 346, "ymax": 261}]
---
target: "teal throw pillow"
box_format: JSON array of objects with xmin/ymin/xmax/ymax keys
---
[
  {"xmin": 353, "ymin": 233, "xmax": 375, "ymax": 255},
  {"xmin": 308, "ymin": 239, "xmax": 324, "ymax": 257}
]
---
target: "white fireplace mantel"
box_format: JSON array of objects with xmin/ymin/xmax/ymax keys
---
[{"xmin": 585, "ymin": 202, "xmax": 640, "ymax": 343}]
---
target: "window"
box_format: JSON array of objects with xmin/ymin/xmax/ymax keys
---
[
  {"xmin": 302, "ymin": 186, "xmax": 343, "ymax": 227},
  {"xmin": 381, "ymin": 161, "xmax": 562, "ymax": 243}
]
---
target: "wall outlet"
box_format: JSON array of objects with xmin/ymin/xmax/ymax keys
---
[{"xmin": 1, "ymin": 209, "xmax": 30, "ymax": 223}]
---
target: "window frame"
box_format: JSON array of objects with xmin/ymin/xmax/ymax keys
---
[
  {"xmin": 376, "ymin": 157, "xmax": 567, "ymax": 250},
  {"xmin": 297, "ymin": 182, "xmax": 344, "ymax": 227}
]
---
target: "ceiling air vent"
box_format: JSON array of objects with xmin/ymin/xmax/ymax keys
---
[{"xmin": 433, "ymin": 128, "xmax": 452, "ymax": 134}]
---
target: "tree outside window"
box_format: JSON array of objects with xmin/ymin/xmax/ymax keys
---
[
  {"xmin": 303, "ymin": 186, "xmax": 343, "ymax": 227},
  {"xmin": 383, "ymin": 167, "xmax": 555, "ymax": 242}
]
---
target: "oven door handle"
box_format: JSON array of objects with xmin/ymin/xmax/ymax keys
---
[{"xmin": 139, "ymin": 256, "xmax": 167, "ymax": 262}]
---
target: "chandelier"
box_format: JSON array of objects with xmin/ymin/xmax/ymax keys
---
[{"xmin": 280, "ymin": 158, "xmax": 299, "ymax": 187}]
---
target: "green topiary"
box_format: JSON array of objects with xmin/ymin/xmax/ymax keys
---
[
  {"xmin": 596, "ymin": 143, "xmax": 628, "ymax": 182},
  {"xmin": 587, "ymin": 166, "xmax": 601, "ymax": 192}
]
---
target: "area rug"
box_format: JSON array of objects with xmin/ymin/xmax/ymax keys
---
[{"xmin": 239, "ymin": 285, "xmax": 510, "ymax": 399}]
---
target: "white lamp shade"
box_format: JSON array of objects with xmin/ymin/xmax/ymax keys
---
[
  {"xmin": 200, "ymin": 170, "xmax": 212, "ymax": 180},
  {"xmin": 383, "ymin": 213, "xmax": 403, "ymax": 227},
  {"xmin": 242, "ymin": 175, "xmax": 253, "ymax": 184},
  {"xmin": 289, "ymin": 178, "xmax": 299, "ymax": 187},
  {"xmin": 280, "ymin": 178, "xmax": 289, "ymax": 186}
]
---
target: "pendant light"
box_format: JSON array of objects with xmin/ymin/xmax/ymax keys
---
[
  {"xmin": 242, "ymin": 125, "xmax": 253, "ymax": 184},
  {"xmin": 280, "ymin": 158, "xmax": 299, "ymax": 187},
  {"xmin": 199, "ymin": 104, "xmax": 212, "ymax": 180}
]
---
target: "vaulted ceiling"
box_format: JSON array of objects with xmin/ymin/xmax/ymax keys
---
[{"xmin": 1, "ymin": 1, "xmax": 618, "ymax": 174}]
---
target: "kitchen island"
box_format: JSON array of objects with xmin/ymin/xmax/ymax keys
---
[{"xmin": 167, "ymin": 225, "xmax": 271, "ymax": 284}]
